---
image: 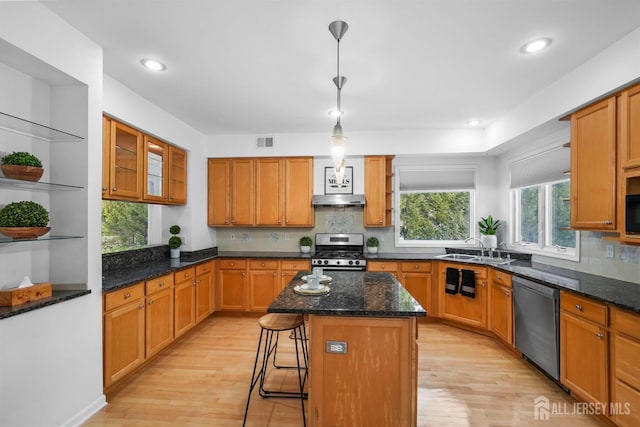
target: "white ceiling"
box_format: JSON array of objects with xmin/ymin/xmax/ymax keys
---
[{"xmin": 44, "ymin": 0, "xmax": 640, "ymax": 139}]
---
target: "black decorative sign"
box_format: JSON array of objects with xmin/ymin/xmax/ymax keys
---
[{"xmin": 324, "ymin": 166, "xmax": 353, "ymax": 194}]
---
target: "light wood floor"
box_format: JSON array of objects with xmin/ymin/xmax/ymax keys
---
[{"xmin": 84, "ymin": 314, "xmax": 608, "ymax": 427}]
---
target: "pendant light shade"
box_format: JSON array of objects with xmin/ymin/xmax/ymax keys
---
[{"xmin": 328, "ymin": 20, "xmax": 349, "ymax": 185}]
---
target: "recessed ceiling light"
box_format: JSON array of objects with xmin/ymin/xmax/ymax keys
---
[
  {"xmin": 140, "ymin": 58, "xmax": 167, "ymax": 71},
  {"xmin": 521, "ymin": 38, "xmax": 552, "ymax": 54},
  {"xmin": 467, "ymin": 119, "xmax": 481, "ymax": 126},
  {"xmin": 329, "ymin": 110, "xmax": 343, "ymax": 118}
]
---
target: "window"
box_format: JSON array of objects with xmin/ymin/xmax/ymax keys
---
[
  {"xmin": 512, "ymin": 180, "xmax": 578, "ymax": 259},
  {"xmin": 396, "ymin": 166, "xmax": 476, "ymax": 246},
  {"xmin": 101, "ymin": 200, "xmax": 162, "ymax": 253}
]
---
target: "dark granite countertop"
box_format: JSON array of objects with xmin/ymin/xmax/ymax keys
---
[
  {"xmin": 268, "ymin": 271, "xmax": 427, "ymax": 317},
  {"xmin": 215, "ymin": 251, "xmax": 313, "ymax": 260},
  {"xmin": 0, "ymin": 289, "xmax": 91, "ymax": 320}
]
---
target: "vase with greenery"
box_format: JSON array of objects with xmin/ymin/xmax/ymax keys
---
[
  {"xmin": 169, "ymin": 224, "xmax": 182, "ymax": 258},
  {"xmin": 299, "ymin": 236, "xmax": 312, "ymax": 254},
  {"xmin": 478, "ymin": 215, "xmax": 500, "ymax": 250},
  {"xmin": 1, "ymin": 151, "xmax": 44, "ymax": 182},
  {"xmin": 366, "ymin": 236, "xmax": 379, "ymax": 254},
  {"xmin": 0, "ymin": 200, "xmax": 50, "ymax": 239}
]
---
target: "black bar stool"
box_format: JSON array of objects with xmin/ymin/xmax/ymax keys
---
[{"xmin": 243, "ymin": 313, "xmax": 308, "ymax": 426}]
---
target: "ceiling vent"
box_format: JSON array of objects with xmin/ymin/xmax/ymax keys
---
[{"xmin": 256, "ymin": 136, "xmax": 274, "ymax": 148}]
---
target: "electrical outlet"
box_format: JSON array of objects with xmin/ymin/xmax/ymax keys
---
[
  {"xmin": 230, "ymin": 233, "xmax": 236, "ymax": 240},
  {"xmin": 605, "ymin": 244, "xmax": 614, "ymax": 259},
  {"xmin": 284, "ymin": 233, "xmax": 289, "ymax": 240}
]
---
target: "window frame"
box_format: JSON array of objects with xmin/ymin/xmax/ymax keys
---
[
  {"xmin": 510, "ymin": 179, "xmax": 579, "ymax": 261},
  {"xmin": 394, "ymin": 165, "xmax": 477, "ymax": 248}
]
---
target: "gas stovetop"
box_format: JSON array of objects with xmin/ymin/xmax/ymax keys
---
[{"xmin": 312, "ymin": 233, "xmax": 367, "ymax": 270}]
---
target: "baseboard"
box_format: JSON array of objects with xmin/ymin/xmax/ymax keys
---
[{"xmin": 60, "ymin": 394, "xmax": 107, "ymax": 427}]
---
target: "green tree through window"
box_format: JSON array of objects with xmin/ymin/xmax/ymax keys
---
[
  {"xmin": 400, "ymin": 192, "xmax": 470, "ymax": 241},
  {"xmin": 102, "ymin": 200, "xmax": 148, "ymax": 253}
]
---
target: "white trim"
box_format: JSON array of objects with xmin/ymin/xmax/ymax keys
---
[{"xmin": 60, "ymin": 395, "xmax": 107, "ymax": 427}]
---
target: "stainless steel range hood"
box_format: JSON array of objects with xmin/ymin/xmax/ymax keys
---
[{"xmin": 312, "ymin": 194, "xmax": 366, "ymax": 207}]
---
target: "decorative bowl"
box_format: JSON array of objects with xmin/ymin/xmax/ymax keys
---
[
  {"xmin": 0, "ymin": 227, "xmax": 51, "ymax": 240},
  {"xmin": 1, "ymin": 165, "xmax": 44, "ymax": 182}
]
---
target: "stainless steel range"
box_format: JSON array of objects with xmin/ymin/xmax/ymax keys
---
[{"xmin": 312, "ymin": 233, "xmax": 367, "ymax": 271}]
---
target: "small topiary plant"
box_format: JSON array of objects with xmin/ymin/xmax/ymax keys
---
[
  {"xmin": 1, "ymin": 152, "xmax": 43, "ymax": 168},
  {"xmin": 366, "ymin": 236, "xmax": 379, "ymax": 247},
  {"xmin": 0, "ymin": 201, "xmax": 49, "ymax": 227},
  {"xmin": 169, "ymin": 225, "xmax": 181, "ymax": 235},
  {"xmin": 168, "ymin": 225, "xmax": 182, "ymax": 249},
  {"xmin": 299, "ymin": 236, "xmax": 312, "ymax": 247}
]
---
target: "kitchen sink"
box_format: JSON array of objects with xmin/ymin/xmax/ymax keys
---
[{"xmin": 436, "ymin": 253, "xmax": 515, "ymax": 265}]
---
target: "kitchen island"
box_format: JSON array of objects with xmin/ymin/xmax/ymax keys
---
[{"xmin": 269, "ymin": 271, "xmax": 426, "ymax": 427}]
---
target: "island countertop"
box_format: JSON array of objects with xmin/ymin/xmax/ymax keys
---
[{"xmin": 268, "ymin": 271, "xmax": 427, "ymax": 317}]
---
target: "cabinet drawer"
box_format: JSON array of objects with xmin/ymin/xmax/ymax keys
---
[
  {"xmin": 561, "ymin": 291, "xmax": 608, "ymax": 326},
  {"xmin": 175, "ymin": 267, "xmax": 196, "ymax": 284},
  {"xmin": 490, "ymin": 270, "xmax": 512, "ymax": 288},
  {"xmin": 368, "ymin": 261, "xmax": 398, "ymax": 272},
  {"xmin": 249, "ymin": 259, "xmax": 279, "ymax": 270},
  {"xmin": 146, "ymin": 274, "xmax": 174, "ymax": 295},
  {"xmin": 614, "ymin": 380, "xmax": 640, "ymax": 427},
  {"xmin": 196, "ymin": 260, "xmax": 214, "ymax": 275},
  {"xmin": 218, "ymin": 259, "xmax": 247, "ymax": 270},
  {"xmin": 615, "ymin": 334, "xmax": 640, "ymax": 391},
  {"xmin": 400, "ymin": 262, "xmax": 431, "ymax": 273},
  {"xmin": 613, "ymin": 307, "xmax": 640, "ymax": 341},
  {"xmin": 440, "ymin": 263, "xmax": 487, "ymax": 279},
  {"xmin": 280, "ymin": 259, "xmax": 311, "ymax": 271},
  {"xmin": 104, "ymin": 283, "xmax": 144, "ymax": 311}
]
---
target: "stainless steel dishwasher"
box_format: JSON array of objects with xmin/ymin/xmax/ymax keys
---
[{"xmin": 513, "ymin": 276, "xmax": 560, "ymax": 381}]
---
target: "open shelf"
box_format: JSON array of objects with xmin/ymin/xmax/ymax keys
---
[
  {"xmin": 0, "ymin": 235, "xmax": 84, "ymax": 244},
  {"xmin": 0, "ymin": 111, "xmax": 84, "ymax": 143},
  {"xmin": 0, "ymin": 177, "xmax": 84, "ymax": 191}
]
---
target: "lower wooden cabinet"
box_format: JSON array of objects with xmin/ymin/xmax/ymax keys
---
[
  {"xmin": 488, "ymin": 270, "xmax": 513, "ymax": 346},
  {"xmin": 217, "ymin": 259, "xmax": 248, "ymax": 310},
  {"xmin": 103, "ymin": 283, "xmax": 146, "ymax": 389},
  {"xmin": 280, "ymin": 259, "xmax": 311, "ymax": 291},
  {"xmin": 174, "ymin": 267, "xmax": 197, "ymax": 338},
  {"xmin": 248, "ymin": 260, "xmax": 279, "ymax": 311},
  {"xmin": 195, "ymin": 261, "xmax": 215, "ymax": 323},
  {"xmin": 367, "ymin": 261, "xmax": 399, "ymax": 280},
  {"xmin": 611, "ymin": 307, "xmax": 640, "ymax": 426},
  {"xmin": 399, "ymin": 262, "xmax": 432, "ymax": 313},
  {"xmin": 560, "ymin": 291, "xmax": 609, "ymax": 405},
  {"xmin": 145, "ymin": 274, "xmax": 175, "ymax": 358},
  {"xmin": 439, "ymin": 263, "xmax": 488, "ymax": 329}
]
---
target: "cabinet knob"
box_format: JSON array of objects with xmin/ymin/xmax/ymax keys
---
[
  {"xmin": 148, "ymin": 300, "xmax": 154, "ymax": 305},
  {"xmin": 230, "ymin": 262, "xmax": 234, "ymax": 267},
  {"xmin": 414, "ymin": 265, "xmax": 419, "ymax": 269},
  {"xmin": 575, "ymin": 304, "xmax": 583, "ymax": 311},
  {"xmin": 261, "ymin": 262, "xmax": 265, "ymax": 267},
  {"xmin": 102, "ymin": 187, "xmax": 107, "ymax": 191},
  {"xmin": 379, "ymin": 219, "xmax": 383, "ymax": 224},
  {"xmin": 273, "ymin": 272, "xmax": 276, "ymax": 277},
  {"xmin": 159, "ymin": 281, "xmax": 164, "ymax": 287},
  {"xmin": 480, "ymin": 283, "xmax": 486, "ymax": 288},
  {"xmin": 505, "ymin": 291, "xmax": 510, "ymax": 297},
  {"xmin": 604, "ymin": 220, "xmax": 612, "ymax": 225},
  {"xmin": 112, "ymin": 187, "xmax": 118, "ymax": 192},
  {"xmin": 184, "ymin": 272, "xmax": 189, "ymax": 278},
  {"xmin": 138, "ymin": 304, "xmax": 144, "ymax": 309},
  {"xmin": 124, "ymin": 292, "xmax": 131, "ymax": 299},
  {"xmin": 242, "ymin": 272, "xmax": 245, "ymax": 277},
  {"xmin": 595, "ymin": 332, "xmax": 604, "ymax": 339}
]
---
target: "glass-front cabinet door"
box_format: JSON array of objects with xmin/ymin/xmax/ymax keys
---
[
  {"xmin": 144, "ymin": 135, "xmax": 168, "ymax": 202},
  {"xmin": 110, "ymin": 120, "xmax": 143, "ymax": 200},
  {"xmin": 168, "ymin": 145, "xmax": 187, "ymax": 204}
]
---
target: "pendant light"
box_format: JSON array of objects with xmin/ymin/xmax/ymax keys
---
[{"xmin": 328, "ymin": 20, "xmax": 348, "ymax": 186}]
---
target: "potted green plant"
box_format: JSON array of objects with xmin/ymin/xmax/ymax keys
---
[
  {"xmin": 366, "ymin": 236, "xmax": 380, "ymax": 254},
  {"xmin": 299, "ymin": 236, "xmax": 312, "ymax": 253},
  {"xmin": 0, "ymin": 200, "xmax": 50, "ymax": 239},
  {"xmin": 1, "ymin": 151, "xmax": 44, "ymax": 182},
  {"xmin": 169, "ymin": 224, "xmax": 182, "ymax": 258},
  {"xmin": 478, "ymin": 215, "xmax": 501, "ymax": 249}
]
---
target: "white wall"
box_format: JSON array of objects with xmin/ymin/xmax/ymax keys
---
[
  {"xmin": 103, "ymin": 75, "xmax": 216, "ymax": 250},
  {"xmin": 0, "ymin": 3, "xmax": 104, "ymax": 427}
]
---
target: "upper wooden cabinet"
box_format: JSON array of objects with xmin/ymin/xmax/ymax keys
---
[
  {"xmin": 570, "ymin": 97, "xmax": 617, "ymax": 230},
  {"xmin": 364, "ymin": 155, "xmax": 394, "ymax": 227},
  {"xmin": 620, "ymin": 83, "xmax": 640, "ymax": 170},
  {"xmin": 209, "ymin": 157, "xmax": 313, "ymax": 227},
  {"xmin": 103, "ymin": 115, "xmax": 187, "ymax": 205},
  {"xmin": 106, "ymin": 119, "xmax": 144, "ymax": 200}
]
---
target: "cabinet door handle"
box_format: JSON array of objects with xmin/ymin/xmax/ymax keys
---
[
  {"xmin": 575, "ymin": 304, "xmax": 583, "ymax": 311},
  {"xmin": 595, "ymin": 332, "xmax": 604, "ymax": 339},
  {"xmin": 124, "ymin": 292, "xmax": 131, "ymax": 299}
]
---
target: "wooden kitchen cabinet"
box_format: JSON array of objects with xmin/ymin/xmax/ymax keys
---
[
  {"xmin": 619, "ymin": 82, "xmax": 640, "ymax": 170},
  {"xmin": 174, "ymin": 267, "xmax": 196, "ymax": 338},
  {"xmin": 105, "ymin": 118, "xmax": 144, "ymax": 200},
  {"xmin": 217, "ymin": 259, "xmax": 248, "ymax": 310},
  {"xmin": 143, "ymin": 135, "xmax": 169, "ymax": 203},
  {"xmin": 195, "ymin": 261, "xmax": 215, "ymax": 322},
  {"xmin": 611, "ymin": 307, "xmax": 640, "ymax": 426},
  {"xmin": 103, "ymin": 283, "xmax": 145, "ymax": 388},
  {"xmin": 570, "ymin": 97, "xmax": 617, "ymax": 230},
  {"xmin": 438, "ymin": 262, "xmax": 488, "ymax": 329},
  {"xmin": 364, "ymin": 155, "xmax": 394, "ymax": 227},
  {"xmin": 280, "ymin": 259, "xmax": 311, "ymax": 291},
  {"xmin": 367, "ymin": 261, "xmax": 399, "ymax": 280},
  {"xmin": 400, "ymin": 262, "xmax": 432, "ymax": 313},
  {"xmin": 207, "ymin": 158, "xmax": 255, "ymax": 226},
  {"xmin": 168, "ymin": 145, "xmax": 187, "ymax": 204},
  {"xmin": 488, "ymin": 270, "xmax": 513, "ymax": 347},
  {"xmin": 248, "ymin": 259, "xmax": 279, "ymax": 311},
  {"xmin": 560, "ymin": 291, "xmax": 609, "ymax": 405},
  {"xmin": 145, "ymin": 274, "xmax": 174, "ymax": 358},
  {"xmin": 102, "ymin": 116, "xmax": 111, "ymax": 198}
]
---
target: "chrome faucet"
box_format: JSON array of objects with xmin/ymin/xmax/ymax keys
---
[
  {"xmin": 464, "ymin": 237, "xmax": 485, "ymax": 258},
  {"xmin": 497, "ymin": 241, "xmax": 508, "ymax": 259}
]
